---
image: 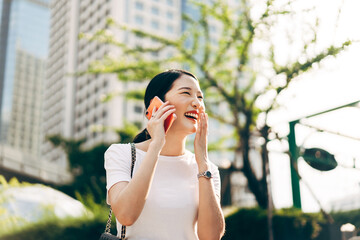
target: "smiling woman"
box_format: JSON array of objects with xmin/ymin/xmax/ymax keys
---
[{"xmin": 104, "ymin": 69, "xmax": 225, "ymax": 240}]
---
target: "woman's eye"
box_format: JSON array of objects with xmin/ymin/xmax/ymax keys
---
[{"xmin": 181, "ymin": 92, "xmax": 203, "ymax": 99}]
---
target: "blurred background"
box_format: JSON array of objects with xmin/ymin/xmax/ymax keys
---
[{"xmin": 0, "ymin": 0, "xmax": 359, "ymax": 239}]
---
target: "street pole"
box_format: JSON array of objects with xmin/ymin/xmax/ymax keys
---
[
  {"xmin": 288, "ymin": 120, "xmax": 302, "ymax": 209},
  {"xmin": 286, "ymin": 100, "xmax": 360, "ymax": 209}
]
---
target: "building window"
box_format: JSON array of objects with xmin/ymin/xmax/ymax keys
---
[
  {"xmin": 151, "ymin": 6, "xmax": 159, "ymax": 15},
  {"xmin": 167, "ymin": 0, "xmax": 173, "ymax": 6},
  {"xmin": 167, "ymin": 25, "xmax": 174, "ymax": 33},
  {"xmin": 211, "ymin": 37, "xmax": 217, "ymax": 45},
  {"xmin": 166, "ymin": 11, "xmax": 173, "ymax": 19},
  {"xmin": 135, "ymin": 15, "xmax": 144, "ymax": 25},
  {"xmin": 151, "ymin": 20, "xmax": 159, "ymax": 29},
  {"xmin": 210, "ymin": 25, "xmax": 217, "ymax": 33},
  {"xmin": 134, "ymin": 105, "xmax": 143, "ymax": 113},
  {"xmin": 135, "ymin": 1, "xmax": 144, "ymax": 10}
]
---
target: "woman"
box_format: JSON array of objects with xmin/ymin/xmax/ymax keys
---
[{"xmin": 105, "ymin": 69, "xmax": 225, "ymax": 240}]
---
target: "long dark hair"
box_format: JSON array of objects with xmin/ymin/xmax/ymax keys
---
[{"xmin": 133, "ymin": 69, "xmax": 198, "ymax": 143}]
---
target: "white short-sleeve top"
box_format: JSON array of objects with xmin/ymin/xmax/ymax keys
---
[{"xmin": 105, "ymin": 143, "xmax": 221, "ymax": 240}]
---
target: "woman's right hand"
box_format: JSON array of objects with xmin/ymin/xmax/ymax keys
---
[{"xmin": 146, "ymin": 101, "xmax": 176, "ymax": 146}]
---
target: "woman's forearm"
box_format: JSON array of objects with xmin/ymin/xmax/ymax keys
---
[
  {"xmin": 109, "ymin": 141, "xmax": 162, "ymax": 225},
  {"xmin": 197, "ymin": 163, "xmax": 225, "ymax": 240}
]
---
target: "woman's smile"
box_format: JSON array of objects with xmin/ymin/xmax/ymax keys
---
[{"xmin": 184, "ymin": 110, "xmax": 199, "ymax": 123}]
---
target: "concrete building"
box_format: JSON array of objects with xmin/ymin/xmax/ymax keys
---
[
  {"xmin": 42, "ymin": 0, "xmax": 182, "ymax": 182},
  {"xmin": 328, "ymin": 192, "xmax": 360, "ymax": 212}
]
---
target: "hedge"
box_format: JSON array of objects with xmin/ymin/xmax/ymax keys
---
[
  {"xmin": 223, "ymin": 207, "xmax": 324, "ymax": 240},
  {"xmin": 1, "ymin": 207, "xmax": 360, "ymax": 240},
  {"xmin": 0, "ymin": 213, "xmax": 116, "ymax": 240}
]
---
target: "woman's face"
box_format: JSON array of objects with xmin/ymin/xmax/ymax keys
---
[{"xmin": 164, "ymin": 74, "xmax": 205, "ymax": 134}]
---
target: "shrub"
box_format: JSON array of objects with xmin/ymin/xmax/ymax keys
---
[
  {"xmin": 223, "ymin": 207, "xmax": 324, "ymax": 240},
  {"xmin": 0, "ymin": 210, "xmax": 116, "ymax": 240},
  {"xmin": 332, "ymin": 208, "xmax": 360, "ymax": 228},
  {"xmin": 3, "ymin": 206, "xmax": 360, "ymax": 240}
]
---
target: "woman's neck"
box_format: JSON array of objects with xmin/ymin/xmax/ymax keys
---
[
  {"xmin": 160, "ymin": 134, "xmax": 187, "ymax": 156},
  {"xmin": 136, "ymin": 132, "xmax": 188, "ymax": 156}
]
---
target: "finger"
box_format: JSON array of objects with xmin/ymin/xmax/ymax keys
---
[
  {"xmin": 152, "ymin": 106, "xmax": 157, "ymax": 118},
  {"xmin": 154, "ymin": 104, "xmax": 175, "ymax": 119},
  {"xmin": 159, "ymin": 108, "xmax": 176, "ymax": 121},
  {"xmin": 196, "ymin": 113, "xmax": 203, "ymax": 137},
  {"xmin": 199, "ymin": 103, "xmax": 206, "ymax": 113},
  {"xmin": 205, "ymin": 113, "xmax": 209, "ymax": 134},
  {"xmin": 156, "ymin": 101, "xmax": 170, "ymax": 111},
  {"xmin": 201, "ymin": 113, "xmax": 206, "ymax": 133},
  {"xmin": 200, "ymin": 113, "xmax": 208, "ymax": 136},
  {"xmin": 152, "ymin": 104, "xmax": 169, "ymax": 118}
]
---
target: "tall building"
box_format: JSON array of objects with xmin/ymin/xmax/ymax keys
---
[
  {"xmin": 43, "ymin": 0, "xmax": 181, "ymax": 181},
  {"xmin": 0, "ymin": 0, "xmax": 62, "ymax": 183},
  {"xmin": 328, "ymin": 191, "xmax": 360, "ymax": 212}
]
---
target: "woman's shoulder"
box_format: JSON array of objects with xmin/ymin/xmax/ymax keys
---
[
  {"xmin": 107, "ymin": 142, "xmax": 131, "ymax": 149},
  {"xmin": 134, "ymin": 140, "xmax": 151, "ymax": 152},
  {"xmin": 105, "ymin": 143, "xmax": 132, "ymax": 156}
]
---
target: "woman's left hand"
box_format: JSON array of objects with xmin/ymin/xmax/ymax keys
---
[{"xmin": 194, "ymin": 112, "xmax": 209, "ymax": 169}]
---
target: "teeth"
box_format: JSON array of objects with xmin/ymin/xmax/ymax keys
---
[{"xmin": 185, "ymin": 112, "xmax": 198, "ymax": 119}]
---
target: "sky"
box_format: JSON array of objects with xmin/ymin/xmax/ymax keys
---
[{"xmin": 265, "ymin": 0, "xmax": 360, "ymax": 212}]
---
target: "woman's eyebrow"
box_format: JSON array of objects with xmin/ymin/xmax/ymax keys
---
[
  {"xmin": 177, "ymin": 87, "xmax": 192, "ymax": 91},
  {"xmin": 178, "ymin": 87, "xmax": 203, "ymax": 95}
]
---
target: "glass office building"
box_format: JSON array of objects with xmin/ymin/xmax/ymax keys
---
[
  {"xmin": 0, "ymin": 0, "xmax": 53, "ymax": 183},
  {"xmin": 0, "ymin": 0, "xmax": 49, "ymax": 156}
]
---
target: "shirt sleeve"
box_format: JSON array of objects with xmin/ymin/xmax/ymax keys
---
[
  {"xmin": 209, "ymin": 162, "xmax": 221, "ymax": 199},
  {"xmin": 104, "ymin": 143, "xmax": 132, "ymax": 203}
]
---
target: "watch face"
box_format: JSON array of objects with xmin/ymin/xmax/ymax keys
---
[{"xmin": 205, "ymin": 171, "xmax": 212, "ymax": 178}]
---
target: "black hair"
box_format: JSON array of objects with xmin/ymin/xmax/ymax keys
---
[{"xmin": 133, "ymin": 69, "xmax": 198, "ymax": 143}]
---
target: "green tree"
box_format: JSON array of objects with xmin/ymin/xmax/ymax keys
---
[
  {"xmin": 80, "ymin": 0, "xmax": 351, "ymax": 209},
  {"xmin": 46, "ymin": 122, "xmax": 139, "ymax": 205}
]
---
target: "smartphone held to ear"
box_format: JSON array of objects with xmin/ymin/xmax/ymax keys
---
[{"xmin": 146, "ymin": 96, "xmax": 175, "ymax": 132}]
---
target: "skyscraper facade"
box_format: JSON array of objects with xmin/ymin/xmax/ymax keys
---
[
  {"xmin": 43, "ymin": 0, "xmax": 182, "ymax": 181},
  {"xmin": 0, "ymin": 0, "xmax": 57, "ymax": 182}
]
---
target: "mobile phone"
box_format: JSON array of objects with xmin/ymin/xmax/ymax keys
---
[{"xmin": 146, "ymin": 96, "xmax": 175, "ymax": 133}]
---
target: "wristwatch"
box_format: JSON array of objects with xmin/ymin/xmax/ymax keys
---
[{"xmin": 197, "ymin": 170, "xmax": 212, "ymax": 179}]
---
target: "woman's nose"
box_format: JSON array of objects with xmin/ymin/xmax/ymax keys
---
[{"xmin": 192, "ymin": 98, "xmax": 204, "ymax": 110}]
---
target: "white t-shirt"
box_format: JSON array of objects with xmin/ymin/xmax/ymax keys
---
[{"xmin": 105, "ymin": 143, "xmax": 221, "ymax": 240}]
